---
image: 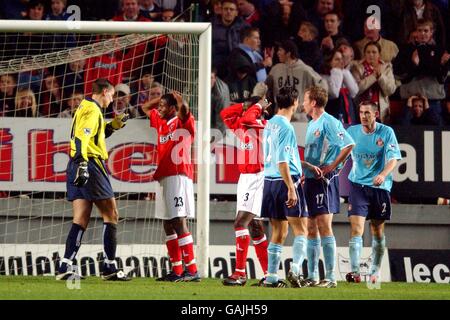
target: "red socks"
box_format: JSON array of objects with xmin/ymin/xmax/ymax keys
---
[
  {"xmin": 253, "ymin": 234, "xmax": 269, "ymax": 276},
  {"xmin": 166, "ymin": 234, "xmax": 183, "ymax": 275},
  {"xmin": 178, "ymin": 233, "xmax": 197, "ymax": 274},
  {"xmin": 234, "ymin": 228, "xmax": 250, "ymax": 276}
]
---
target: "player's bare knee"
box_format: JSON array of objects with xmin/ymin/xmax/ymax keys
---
[
  {"xmin": 248, "ymin": 221, "xmax": 264, "ymax": 238},
  {"xmin": 73, "ymin": 218, "xmax": 88, "ymax": 230}
]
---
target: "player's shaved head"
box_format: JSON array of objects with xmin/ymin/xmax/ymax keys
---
[
  {"xmin": 92, "ymin": 78, "xmax": 113, "ymax": 94},
  {"xmin": 359, "ymin": 100, "xmax": 378, "ymax": 112}
]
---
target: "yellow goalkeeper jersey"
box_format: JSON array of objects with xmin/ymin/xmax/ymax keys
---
[{"xmin": 70, "ymin": 98, "xmax": 108, "ymax": 162}]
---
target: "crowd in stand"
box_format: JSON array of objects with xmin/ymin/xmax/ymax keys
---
[{"xmin": 0, "ymin": 0, "xmax": 449, "ymax": 127}]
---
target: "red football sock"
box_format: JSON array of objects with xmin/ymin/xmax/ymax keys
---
[
  {"xmin": 235, "ymin": 228, "xmax": 250, "ymax": 276},
  {"xmin": 178, "ymin": 233, "xmax": 197, "ymax": 274},
  {"xmin": 253, "ymin": 234, "xmax": 268, "ymax": 276},
  {"xmin": 166, "ymin": 234, "xmax": 183, "ymax": 275}
]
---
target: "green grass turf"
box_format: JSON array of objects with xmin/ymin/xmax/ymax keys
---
[{"xmin": 0, "ymin": 277, "xmax": 449, "ymax": 300}]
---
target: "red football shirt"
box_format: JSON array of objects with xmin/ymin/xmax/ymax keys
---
[
  {"xmin": 149, "ymin": 109, "xmax": 195, "ymax": 181},
  {"xmin": 220, "ymin": 103, "xmax": 266, "ymax": 174}
]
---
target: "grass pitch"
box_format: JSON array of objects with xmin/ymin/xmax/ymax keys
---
[{"xmin": 0, "ymin": 276, "xmax": 449, "ymax": 300}]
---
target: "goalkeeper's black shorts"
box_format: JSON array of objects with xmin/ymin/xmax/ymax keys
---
[{"xmin": 66, "ymin": 158, "xmax": 114, "ymax": 201}]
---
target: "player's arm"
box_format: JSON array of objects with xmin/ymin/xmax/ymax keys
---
[
  {"xmin": 71, "ymin": 109, "xmax": 99, "ymax": 186},
  {"xmin": 373, "ymin": 159, "xmax": 397, "ymax": 186},
  {"xmin": 321, "ymin": 144, "xmax": 354, "ymax": 176},
  {"xmin": 239, "ymin": 103, "xmax": 264, "ymax": 127},
  {"xmin": 301, "ymin": 161, "xmax": 322, "ymax": 179},
  {"xmin": 142, "ymin": 97, "xmax": 161, "ymax": 116},
  {"xmin": 321, "ymin": 121, "xmax": 355, "ymax": 175},
  {"xmin": 374, "ymin": 129, "xmax": 402, "ymax": 186},
  {"xmin": 220, "ymin": 103, "xmax": 244, "ymax": 130},
  {"xmin": 105, "ymin": 113, "xmax": 129, "ymax": 138},
  {"xmin": 173, "ymin": 91, "xmax": 190, "ymax": 122},
  {"xmin": 279, "ymin": 162, "xmax": 298, "ymax": 208}
]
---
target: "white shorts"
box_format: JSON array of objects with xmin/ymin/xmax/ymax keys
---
[
  {"xmin": 155, "ymin": 175, "xmax": 195, "ymax": 220},
  {"xmin": 236, "ymin": 171, "xmax": 264, "ymax": 218}
]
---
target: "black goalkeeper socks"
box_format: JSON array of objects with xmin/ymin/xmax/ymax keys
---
[
  {"xmin": 60, "ymin": 223, "xmax": 85, "ymax": 273},
  {"xmin": 103, "ymin": 222, "xmax": 117, "ymax": 270}
]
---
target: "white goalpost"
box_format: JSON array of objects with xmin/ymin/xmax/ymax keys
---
[{"xmin": 0, "ymin": 20, "xmax": 211, "ymax": 278}]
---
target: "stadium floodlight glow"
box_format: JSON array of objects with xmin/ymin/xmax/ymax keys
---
[{"xmin": 0, "ymin": 19, "xmax": 211, "ymax": 279}]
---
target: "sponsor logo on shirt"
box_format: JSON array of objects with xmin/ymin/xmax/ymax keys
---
[
  {"xmin": 160, "ymin": 132, "xmax": 175, "ymax": 144},
  {"xmin": 337, "ymin": 131, "xmax": 344, "ymax": 140},
  {"xmin": 240, "ymin": 141, "xmax": 254, "ymax": 150},
  {"xmin": 83, "ymin": 128, "xmax": 92, "ymax": 136}
]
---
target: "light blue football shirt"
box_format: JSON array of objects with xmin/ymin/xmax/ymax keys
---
[
  {"xmin": 304, "ymin": 112, "xmax": 355, "ymax": 178},
  {"xmin": 347, "ymin": 123, "xmax": 402, "ymax": 192},
  {"xmin": 263, "ymin": 115, "xmax": 302, "ymax": 178}
]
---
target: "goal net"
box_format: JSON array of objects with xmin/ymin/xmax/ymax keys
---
[{"xmin": 0, "ymin": 19, "xmax": 211, "ymax": 279}]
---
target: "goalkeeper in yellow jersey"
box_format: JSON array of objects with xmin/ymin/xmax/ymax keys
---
[{"xmin": 56, "ymin": 78, "xmax": 130, "ymax": 281}]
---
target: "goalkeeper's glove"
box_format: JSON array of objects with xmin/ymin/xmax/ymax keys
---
[
  {"xmin": 111, "ymin": 113, "xmax": 129, "ymax": 130},
  {"xmin": 73, "ymin": 161, "xmax": 89, "ymax": 187}
]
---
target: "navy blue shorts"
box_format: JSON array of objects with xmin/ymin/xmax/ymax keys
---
[
  {"xmin": 261, "ymin": 176, "xmax": 309, "ymax": 220},
  {"xmin": 348, "ymin": 182, "xmax": 391, "ymax": 220},
  {"xmin": 66, "ymin": 158, "xmax": 114, "ymax": 201},
  {"xmin": 304, "ymin": 170, "xmax": 340, "ymax": 216}
]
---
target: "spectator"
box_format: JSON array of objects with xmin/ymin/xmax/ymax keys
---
[
  {"xmin": 45, "ymin": 0, "xmax": 71, "ymax": 20},
  {"xmin": 136, "ymin": 71, "xmax": 154, "ymax": 115},
  {"xmin": 114, "ymin": 0, "xmax": 152, "ymax": 21},
  {"xmin": 58, "ymin": 91, "xmax": 84, "ymax": 118},
  {"xmin": 320, "ymin": 11, "xmax": 348, "ymax": 55},
  {"xmin": 84, "ymin": 50, "xmax": 123, "ymax": 96},
  {"xmin": 139, "ymin": 0, "xmax": 162, "ymax": 20},
  {"xmin": 401, "ymin": 94, "xmax": 442, "ymax": 125},
  {"xmin": 227, "ymin": 27, "xmax": 272, "ymax": 83},
  {"xmin": 7, "ymin": 88, "xmax": 39, "ymax": 117},
  {"xmin": 306, "ymin": 0, "xmax": 336, "ymax": 39},
  {"xmin": 398, "ymin": 0, "xmax": 446, "ymax": 49},
  {"xmin": 212, "ymin": 0, "xmax": 249, "ymax": 79},
  {"xmin": 237, "ymin": 0, "xmax": 260, "ymax": 27},
  {"xmin": 17, "ymin": 69, "xmax": 46, "ymax": 93},
  {"xmin": 0, "ymin": 74, "xmax": 17, "ymax": 117},
  {"xmin": 294, "ymin": 21, "xmax": 323, "ymax": 73},
  {"xmin": 27, "ymin": 0, "xmax": 45, "ymax": 20},
  {"xmin": 395, "ymin": 19, "xmax": 449, "ymax": 118},
  {"xmin": 351, "ymin": 41, "xmax": 398, "ymax": 123},
  {"xmin": 44, "ymin": 0, "xmax": 77, "ymax": 51},
  {"xmin": 161, "ymin": 8, "xmax": 175, "ymax": 21},
  {"xmin": 337, "ymin": 40, "xmax": 356, "ymax": 70},
  {"xmin": 141, "ymin": 81, "xmax": 164, "ymax": 114},
  {"xmin": 105, "ymin": 83, "xmax": 140, "ymax": 118},
  {"xmin": 321, "ymin": 49, "xmax": 359, "ymax": 124},
  {"xmin": 225, "ymin": 62, "xmax": 257, "ymax": 104},
  {"xmin": 40, "ymin": 74, "xmax": 64, "ymax": 117},
  {"xmin": 266, "ymin": 39, "xmax": 328, "ymax": 121},
  {"xmin": 0, "ymin": 0, "xmax": 46, "ymax": 61},
  {"xmin": 59, "ymin": 54, "xmax": 86, "ymax": 98},
  {"xmin": 211, "ymin": 67, "xmax": 231, "ymax": 133},
  {"xmin": 355, "ymin": 16, "xmax": 399, "ymax": 63}
]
